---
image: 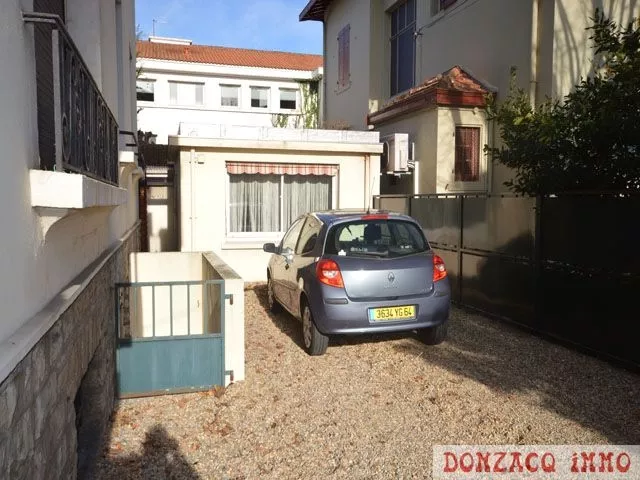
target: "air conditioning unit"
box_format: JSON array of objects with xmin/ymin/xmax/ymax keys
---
[{"xmin": 381, "ymin": 133, "xmax": 410, "ymax": 173}]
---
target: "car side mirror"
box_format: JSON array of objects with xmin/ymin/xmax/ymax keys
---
[{"xmin": 263, "ymin": 243, "xmax": 277, "ymax": 253}]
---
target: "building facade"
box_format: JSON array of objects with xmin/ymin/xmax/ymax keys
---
[
  {"xmin": 0, "ymin": 0, "xmax": 140, "ymax": 477},
  {"xmin": 136, "ymin": 36, "xmax": 324, "ymax": 144},
  {"xmin": 300, "ymin": 0, "xmax": 640, "ymax": 194}
]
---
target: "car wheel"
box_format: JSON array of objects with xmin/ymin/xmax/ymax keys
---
[
  {"xmin": 267, "ymin": 277, "xmax": 282, "ymax": 314},
  {"xmin": 302, "ymin": 303, "xmax": 328, "ymax": 356},
  {"xmin": 417, "ymin": 319, "xmax": 448, "ymax": 345}
]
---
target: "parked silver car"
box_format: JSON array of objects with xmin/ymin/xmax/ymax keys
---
[{"xmin": 263, "ymin": 210, "xmax": 451, "ymax": 355}]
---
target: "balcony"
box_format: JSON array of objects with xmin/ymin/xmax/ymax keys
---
[{"xmin": 24, "ymin": 12, "xmax": 119, "ymax": 186}]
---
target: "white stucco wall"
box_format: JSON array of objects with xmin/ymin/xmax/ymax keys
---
[
  {"xmin": 173, "ymin": 132, "xmax": 381, "ymax": 282},
  {"xmin": 323, "ymin": 0, "xmax": 372, "ymax": 130},
  {"xmin": 0, "ymin": 0, "xmax": 138, "ymax": 350}
]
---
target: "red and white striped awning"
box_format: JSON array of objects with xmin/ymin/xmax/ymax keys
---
[{"xmin": 226, "ymin": 162, "xmax": 338, "ymax": 176}]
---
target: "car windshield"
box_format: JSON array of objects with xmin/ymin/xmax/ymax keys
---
[{"xmin": 324, "ymin": 219, "xmax": 429, "ymax": 258}]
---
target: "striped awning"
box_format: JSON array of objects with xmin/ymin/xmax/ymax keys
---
[{"xmin": 226, "ymin": 162, "xmax": 338, "ymax": 176}]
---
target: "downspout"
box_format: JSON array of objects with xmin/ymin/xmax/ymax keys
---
[
  {"xmin": 364, "ymin": 154, "xmax": 370, "ymax": 209},
  {"xmin": 322, "ymin": 17, "xmax": 328, "ymax": 126},
  {"xmin": 190, "ymin": 148, "xmax": 195, "ymax": 251},
  {"xmin": 530, "ymin": 0, "xmax": 542, "ymax": 106}
]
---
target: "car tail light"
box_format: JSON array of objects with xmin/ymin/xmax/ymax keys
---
[
  {"xmin": 361, "ymin": 213, "xmax": 388, "ymax": 220},
  {"xmin": 316, "ymin": 259, "xmax": 344, "ymax": 288},
  {"xmin": 433, "ymin": 255, "xmax": 447, "ymax": 282}
]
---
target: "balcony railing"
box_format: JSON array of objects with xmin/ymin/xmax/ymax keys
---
[{"xmin": 24, "ymin": 12, "xmax": 119, "ymax": 186}]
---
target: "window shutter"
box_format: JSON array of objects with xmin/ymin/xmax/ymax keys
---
[
  {"xmin": 344, "ymin": 25, "xmax": 350, "ymax": 86},
  {"xmin": 338, "ymin": 25, "xmax": 350, "ymax": 88},
  {"xmin": 338, "ymin": 29, "xmax": 344, "ymax": 87},
  {"xmin": 455, "ymin": 127, "xmax": 480, "ymax": 182}
]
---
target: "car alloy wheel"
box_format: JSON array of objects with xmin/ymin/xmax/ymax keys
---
[{"xmin": 302, "ymin": 303, "xmax": 328, "ymax": 356}]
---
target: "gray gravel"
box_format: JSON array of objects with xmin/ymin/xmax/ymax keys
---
[{"xmin": 92, "ymin": 283, "xmax": 640, "ymax": 479}]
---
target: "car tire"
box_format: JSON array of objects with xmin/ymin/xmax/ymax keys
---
[
  {"xmin": 302, "ymin": 303, "xmax": 328, "ymax": 356},
  {"xmin": 417, "ymin": 320, "xmax": 448, "ymax": 345},
  {"xmin": 267, "ymin": 277, "xmax": 282, "ymax": 314}
]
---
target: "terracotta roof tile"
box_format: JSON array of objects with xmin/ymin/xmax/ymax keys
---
[
  {"xmin": 383, "ymin": 66, "xmax": 493, "ymax": 109},
  {"xmin": 368, "ymin": 66, "xmax": 497, "ymax": 126},
  {"xmin": 137, "ymin": 41, "xmax": 323, "ymax": 71}
]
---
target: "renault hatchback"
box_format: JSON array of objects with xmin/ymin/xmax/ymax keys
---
[{"xmin": 263, "ymin": 210, "xmax": 451, "ymax": 355}]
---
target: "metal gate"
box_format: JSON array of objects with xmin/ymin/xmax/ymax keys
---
[{"xmin": 115, "ymin": 280, "xmax": 228, "ymax": 398}]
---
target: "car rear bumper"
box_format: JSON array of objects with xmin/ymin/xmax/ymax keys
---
[{"xmin": 306, "ymin": 282, "xmax": 451, "ymax": 335}]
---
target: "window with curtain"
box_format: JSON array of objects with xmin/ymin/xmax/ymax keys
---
[
  {"xmin": 279, "ymin": 89, "xmax": 297, "ymax": 110},
  {"xmin": 454, "ymin": 126, "xmax": 480, "ymax": 182},
  {"xmin": 169, "ymin": 81, "xmax": 204, "ymax": 106},
  {"xmin": 228, "ymin": 167, "xmax": 333, "ymax": 233},
  {"xmin": 221, "ymin": 85, "xmax": 240, "ymax": 107},
  {"xmin": 251, "ymin": 86, "xmax": 269, "ymax": 108}
]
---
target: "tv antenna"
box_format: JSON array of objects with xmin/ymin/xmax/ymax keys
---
[{"xmin": 152, "ymin": 18, "xmax": 167, "ymax": 36}]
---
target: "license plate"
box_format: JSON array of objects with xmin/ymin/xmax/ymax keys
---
[{"xmin": 368, "ymin": 305, "xmax": 416, "ymax": 322}]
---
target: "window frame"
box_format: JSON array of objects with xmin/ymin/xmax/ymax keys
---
[
  {"xmin": 431, "ymin": 0, "xmax": 460, "ymax": 18},
  {"xmin": 389, "ymin": 0, "xmax": 416, "ymax": 97},
  {"xmin": 168, "ymin": 80, "xmax": 204, "ymax": 107},
  {"xmin": 250, "ymin": 86, "xmax": 270, "ymax": 109},
  {"xmin": 279, "ymin": 88, "xmax": 298, "ymax": 111},
  {"xmin": 454, "ymin": 125, "xmax": 481, "ymax": 183},
  {"xmin": 224, "ymin": 170, "xmax": 337, "ymax": 241},
  {"xmin": 220, "ymin": 84, "xmax": 241, "ymax": 109},
  {"xmin": 136, "ymin": 79, "xmax": 155, "ymax": 102}
]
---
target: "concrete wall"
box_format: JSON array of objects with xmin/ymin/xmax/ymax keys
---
[
  {"xmin": 0, "ymin": 0, "xmax": 139, "ymax": 347},
  {"xmin": 128, "ymin": 252, "xmax": 245, "ymax": 385},
  {"xmin": 0, "ymin": 226, "xmax": 138, "ymax": 479},
  {"xmin": 175, "ymin": 135, "xmax": 381, "ymax": 282},
  {"xmin": 129, "ymin": 252, "xmax": 203, "ymax": 337},
  {"xmin": 550, "ymin": 0, "xmax": 640, "ymax": 99}
]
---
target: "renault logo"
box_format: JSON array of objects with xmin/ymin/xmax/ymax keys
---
[{"xmin": 387, "ymin": 272, "xmax": 395, "ymax": 283}]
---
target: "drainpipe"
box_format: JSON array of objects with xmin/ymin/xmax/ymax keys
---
[
  {"xmin": 190, "ymin": 148, "xmax": 195, "ymax": 251},
  {"xmin": 364, "ymin": 154, "xmax": 370, "ymax": 209},
  {"xmin": 322, "ymin": 19, "xmax": 328, "ymax": 127},
  {"xmin": 530, "ymin": 0, "xmax": 542, "ymax": 106}
]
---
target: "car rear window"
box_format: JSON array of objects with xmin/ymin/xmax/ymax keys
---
[{"xmin": 324, "ymin": 219, "xmax": 429, "ymax": 258}]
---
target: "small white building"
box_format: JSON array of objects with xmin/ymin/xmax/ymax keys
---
[
  {"xmin": 136, "ymin": 36, "xmax": 324, "ymax": 144},
  {"xmin": 169, "ymin": 125, "xmax": 383, "ymax": 281}
]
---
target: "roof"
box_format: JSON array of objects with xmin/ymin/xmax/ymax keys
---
[
  {"xmin": 136, "ymin": 41, "xmax": 323, "ymax": 71},
  {"xmin": 299, "ymin": 0, "xmax": 335, "ymax": 21},
  {"xmin": 368, "ymin": 66, "xmax": 497, "ymax": 126}
]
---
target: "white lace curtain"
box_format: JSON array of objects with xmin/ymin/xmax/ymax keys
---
[{"xmin": 229, "ymin": 174, "xmax": 331, "ymax": 232}]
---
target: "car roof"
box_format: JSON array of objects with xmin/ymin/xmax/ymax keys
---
[{"xmin": 310, "ymin": 209, "xmax": 415, "ymax": 226}]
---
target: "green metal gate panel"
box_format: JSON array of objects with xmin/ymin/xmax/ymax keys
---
[{"xmin": 115, "ymin": 280, "xmax": 227, "ymax": 398}]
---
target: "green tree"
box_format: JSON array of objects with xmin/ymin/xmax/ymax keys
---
[{"xmin": 486, "ymin": 10, "xmax": 640, "ymax": 194}]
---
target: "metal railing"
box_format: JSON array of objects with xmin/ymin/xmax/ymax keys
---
[{"xmin": 24, "ymin": 12, "xmax": 119, "ymax": 186}]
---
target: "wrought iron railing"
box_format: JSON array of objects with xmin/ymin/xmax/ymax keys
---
[{"xmin": 24, "ymin": 12, "xmax": 119, "ymax": 186}]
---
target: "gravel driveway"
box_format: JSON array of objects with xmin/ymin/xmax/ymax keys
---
[{"xmin": 92, "ymin": 283, "xmax": 640, "ymax": 479}]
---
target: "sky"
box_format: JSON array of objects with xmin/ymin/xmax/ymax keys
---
[{"xmin": 135, "ymin": 0, "xmax": 323, "ymax": 54}]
